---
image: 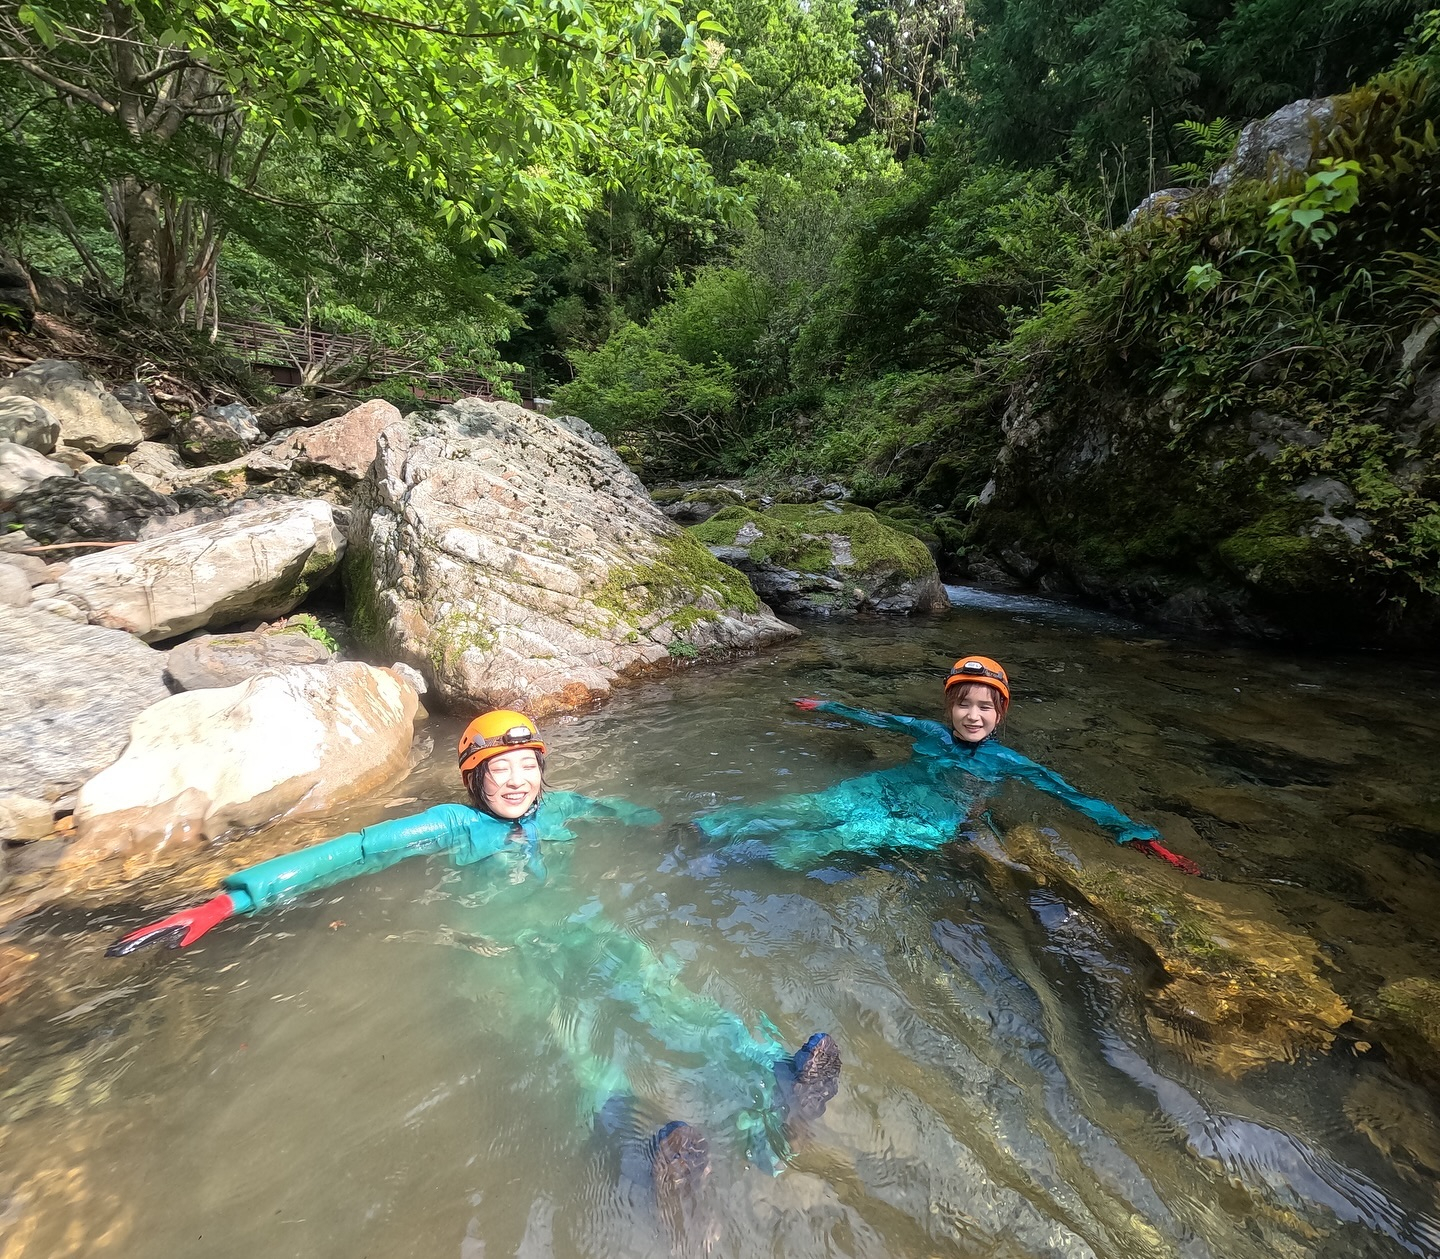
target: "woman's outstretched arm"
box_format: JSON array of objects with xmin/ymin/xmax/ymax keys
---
[
  {"xmin": 988, "ymin": 745, "xmax": 1201, "ymax": 874},
  {"xmin": 794, "ymin": 698, "xmax": 950, "ymax": 742},
  {"xmin": 107, "ymin": 804, "xmax": 505, "ymax": 954}
]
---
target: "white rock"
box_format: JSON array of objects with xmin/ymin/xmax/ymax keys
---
[
  {"xmin": 348, "ymin": 400, "xmax": 797, "ymax": 715},
  {"xmin": 0, "ymin": 359, "xmax": 142, "ymax": 456},
  {"xmin": 71, "ymin": 662, "xmax": 419, "ymax": 861},
  {"xmin": 58, "ymin": 499, "xmax": 345, "ymax": 642},
  {"xmin": 0, "ymin": 552, "xmax": 49, "ymax": 584},
  {"xmin": 0, "ymin": 609, "xmax": 170, "ymax": 804},
  {"xmin": 31, "ymin": 597, "xmax": 89, "ymax": 622},
  {"xmin": 0, "ymin": 565, "xmax": 30, "ymax": 607},
  {"xmin": 0, "ymin": 439, "xmax": 73, "ymax": 508}
]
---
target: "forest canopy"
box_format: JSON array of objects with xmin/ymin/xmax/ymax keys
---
[{"xmin": 1, "ymin": 0, "xmax": 1434, "ymax": 415}]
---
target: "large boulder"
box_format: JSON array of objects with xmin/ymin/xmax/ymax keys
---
[
  {"xmin": 58, "ymin": 499, "xmax": 346, "ymax": 642},
  {"xmin": 173, "ymin": 407, "xmax": 260, "ymax": 465},
  {"xmin": 110, "ymin": 381, "xmax": 170, "ymax": 440},
  {"xmin": 276, "ymin": 397, "xmax": 401, "ymax": 482},
  {"xmin": 123, "ymin": 439, "xmax": 186, "ymax": 491},
  {"xmin": 690, "ymin": 503, "xmax": 947, "ymax": 615},
  {"xmin": 0, "ymin": 359, "xmax": 142, "ymax": 457},
  {"xmin": 255, "ymin": 389, "xmax": 353, "ymax": 434},
  {"xmin": 0, "ymin": 396, "xmax": 60, "ymax": 453},
  {"xmin": 165, "ymin": 628, "xmax": 333, "ymax": 691},
  {"xmin": 1210, "ymin": 96, "xmax": 1338, "ymax": 191},
  {"xmin": 0, "ymin": 609, "xmax": 170, "ymax": 805},
  {"xmin": 347, "ymin": 399, "xmax": 797, "ymax": 714},
  {"xmin": 0, "ymin": 441, "xmax": 73, "ymax": 509},
  {"xmin": 70, "ymin": 662, "xmax": 419, "ymax": 861},
  {"xmin": 10, "ymin": 473, "xmax": 177, "ymax": 544}
]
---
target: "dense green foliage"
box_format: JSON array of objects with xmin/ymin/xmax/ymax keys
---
[
  {"xmin": 977, "ymin": 70, "xmax": 1440, "ymax": 615},
  {"xmin": 5, "ymin": 0, "xmax": 1438, "ymax": 629}
]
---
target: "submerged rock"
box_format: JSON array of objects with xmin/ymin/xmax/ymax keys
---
[
  {"xmin": 0, "ymin": 609, "xmax": 169, "ymax": 805},
  {"xmin": 690, "ymin": 503, "xmax": 947, "ymax": 616},
  {"xmin": 347, "ymin": 399, "xmax": 796, "ymax": 715},
  {"xmin": 0, "ymin": 359, "xmax": 142, "ymax": 457},
  {"xmin": 166, "ymin": 628, "xmax": 333, "ymax": 691},
  {"xmin": 998, "ymin": 826, "xmax": 1352, "ymax": 1076},
  {"xmin": 70, "ymin": 662, "xmax": 419, "ymax": 862},
  {"xmin": 1369, "ymin": 977, "xmax": 1440, "ymax": 1085},
  {"xmin": 57, "ymin": 499, "xmax": 345, "ymax": 642}
]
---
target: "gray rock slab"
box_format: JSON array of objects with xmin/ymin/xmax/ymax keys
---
[
  {"xmin": 0, "ymin": 439, "xmax": 74, "ymax": 509},
  {"xmin": 0, "ymin": 608, "xmax": 170, "ymax": 802},
  {"xmin": 0, "ymin": 396, "xmax": 60, "ymax": 453},
  {"xmin": 58, "ymin": 499, "xmax": 345, "ymax": 642},
  {"xmin": 0, "ymin": 359, "xmax": 142, "ymax": 455},
  {"xmin": 166, "ymin": 630, "xmax": 333, "ymax": 690}
]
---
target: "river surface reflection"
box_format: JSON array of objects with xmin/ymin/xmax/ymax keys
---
[{"xmin": 2, "ymin": 597, "xmax": 1440, "ymax": 1258}]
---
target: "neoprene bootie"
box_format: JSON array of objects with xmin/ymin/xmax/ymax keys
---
[{"xmin": 776, "ymin": 1032, "xmax": 841, "ymax": 1123}]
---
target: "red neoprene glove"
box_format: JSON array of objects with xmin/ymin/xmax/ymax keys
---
[
  {"xmin": 792, "ymin": 698, "xmax": 823, "ymax": 710},
  {"xmin": 1130, "ymin": 839, "xmax": 1203, "ymax": 877},
  {"xmin": 106, "ymin": 893, "xmax": 238, "ymax": 956}
]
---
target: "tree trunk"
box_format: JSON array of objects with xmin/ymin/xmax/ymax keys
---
[{"xmin": 115, "ymin": 178, "xmax": 166, "ymax": 318}]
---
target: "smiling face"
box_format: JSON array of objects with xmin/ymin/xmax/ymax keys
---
[
  {"xmin": 948, "ymin": 683, "xmax": 1001, "ymax": 743},
  {"xmin": 476, "ymin": 748, "xmax": 544, "ymax": 819}
]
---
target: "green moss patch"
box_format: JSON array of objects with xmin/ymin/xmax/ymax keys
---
[
  {"xmin": 429, "ymin": 606, "xmax": 497, "ymax": 673},
  {"xmin": 341, "ymin": 545, "xmax": 383, "ymax": 647},
  {"xmin": 692, "ymin": 503, "xmax": 934, "ymax": 581},
  {"xmin": 594, "ymin": 529, "xmax": 760, "ymax": 628}
]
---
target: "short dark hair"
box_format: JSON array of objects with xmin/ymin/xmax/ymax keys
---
[{"xmin": 463, "ymin": 751, "xmax": 548, "ymax": 811}]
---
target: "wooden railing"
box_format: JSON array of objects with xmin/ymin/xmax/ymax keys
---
[{"xmin": 216, "ymin": 318, "xmax": 528, "ymax": 402}]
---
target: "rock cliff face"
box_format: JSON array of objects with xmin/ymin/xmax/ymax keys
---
[
  {"xmin": 346, "ymin": 399, "xmax": 797, "ymax": 715},
  {"xmin": 963, "ymin": 83, "xmax": 1440, "ymax": 644}
]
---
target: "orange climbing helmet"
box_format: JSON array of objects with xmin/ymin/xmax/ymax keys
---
[
  {"xmin": 944, "ymin": 655, "xmax": 1011, "ymax": 704},
  {"xmin": 458, "ymin": 709, "xmax": 546, "ymax": 775}
]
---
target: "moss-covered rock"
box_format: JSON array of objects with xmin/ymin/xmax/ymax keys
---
[
  {"xmin": 689, "ymin": 502, "xmax": 946, "ymax": 615},
  {"xmin": 1368, "ymin": 977, "xmax": 1440, "ymax": 1084},
  {"xmin": 996, "ymin": 826, "xmax": 1352, "ymax": 1076},
  {"xmin": 345, "ymin": 399, "xmax": 797, "ymax": 715},
  {"xmin": 955, "ymin": 78, "xmax": 1440, "ymax": 645}
]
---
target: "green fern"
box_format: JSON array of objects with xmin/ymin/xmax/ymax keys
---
[{"xmin": 1170, "ymin": 118, "xmax": 1242, "ymax": 186}]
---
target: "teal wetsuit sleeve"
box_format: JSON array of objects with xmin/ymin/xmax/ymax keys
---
[
  {"xmin": 991, "ymin": 746, "xmax": 1161, "ymax": 845},
  {"xmin": 220, "ymin": 803, "xmax": 499, "ymax": 914},
  {"xmin": 543, "ymin": 791, "xmax": 662, "ymax": 830},
  {"xmin": 814, "ymin": 701, "xmax": 950, "ymax": 743}
]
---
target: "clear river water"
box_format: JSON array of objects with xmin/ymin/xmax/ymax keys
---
[{"xmin": 2, "ymin": 590, "xmax": 1440, "ymax": 1259}]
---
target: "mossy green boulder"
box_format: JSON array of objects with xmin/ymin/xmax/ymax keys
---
[
  {"xmin": 993, "ymin": 826, "xmax": 1352, "ymax": 1077},
  {"xmin": 689, "ymin": 502, "xmax": 946, "ymax": 615}
]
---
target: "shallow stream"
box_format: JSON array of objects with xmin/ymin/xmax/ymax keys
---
[{"xmin": 3, "ymin": 594, "xmax": 1440, "ymax": 1258}]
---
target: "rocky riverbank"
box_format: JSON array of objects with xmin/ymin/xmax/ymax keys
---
[{"xmin": 0, "ymin": 359, "xmax": 806, "ymax": 902}]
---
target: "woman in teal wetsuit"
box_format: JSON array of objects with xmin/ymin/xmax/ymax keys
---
[
  {"xmin": 108, "ymin": 708, "xmax": 841, "ymax": 1187},
  {"xmin": 694, "ymin": 655, "xmax": 1201, "ymax": 875}
]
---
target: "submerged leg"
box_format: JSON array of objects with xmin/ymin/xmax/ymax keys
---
[{"xmin": 513, "ymin": 915, "xmax": 839, "ymax": 1171}]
